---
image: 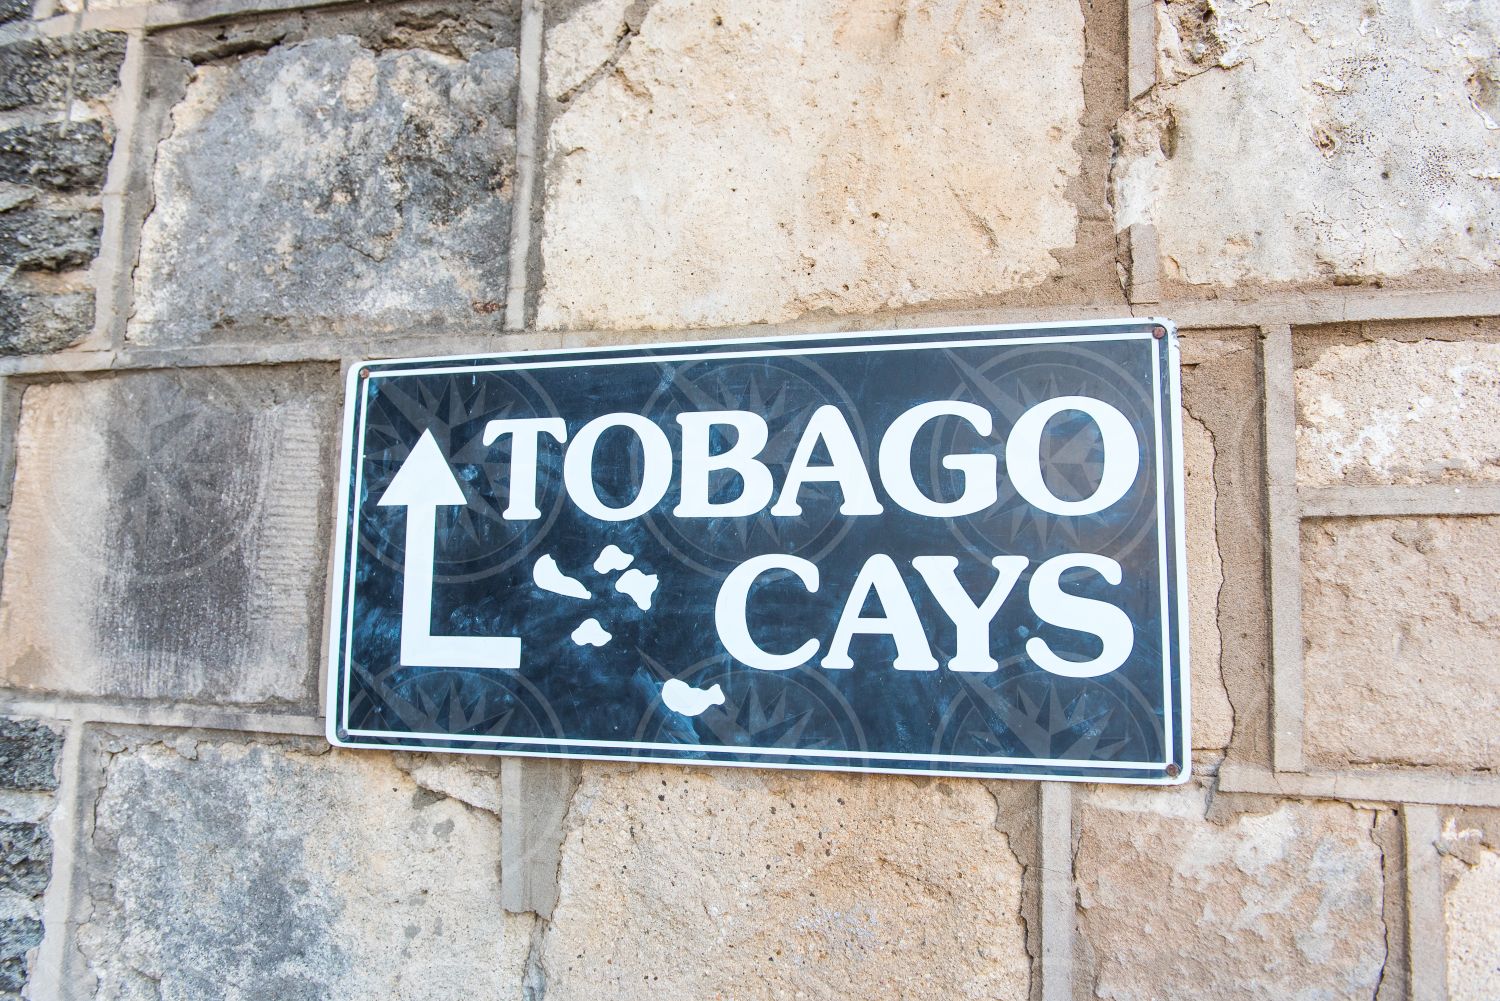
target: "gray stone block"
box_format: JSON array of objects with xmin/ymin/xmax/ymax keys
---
[
  {"xmin": 130, "ymin": 33, "xmax": 518, "ymax": 345},
  {"xmin": 0, "ymin": 366, "xmax": 337, "ymax": 707},
  {"xmin": 76, "ymin": 737, "xmax": 519, "ymax": 999},
  {"xmin": 0, "ymin": 205, "xmax": 102, "ymax": 272},
  {"xmin": 0, "ymin": 820, "xmax": 51, "ymax": 896},
  {"xmin": 0, "ymin": 285, "xmax": 93, "ymax": 355},
  {"xmin": 0, "ymin": 915, "xmax": 42, "ymax": 996},
  {"xmin": 0, "ymin": 0, "xmax": 30, "ymax": 25},
  {"xmin": 0, "ymin": 33, "xmax": 127, "ymax": 113},
  {"xmin": 0, "ymin": 122, "xmax": 113, "ymax": 192},
  {"xmin": 0, "ymin": 719, "xmax": 61, "ymax": 792}
]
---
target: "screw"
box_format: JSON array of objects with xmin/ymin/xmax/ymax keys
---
[
  {"xmin": 1165, "ymin": 762, "xmax": 1181, "ymax": 778},
  {"xmin": 1152, "ymin": 325, "xmax": 1167, "ymax": 339},
  {"xmin": 358, "ymin": 367, "xmax": 371, "ymax": 379}
]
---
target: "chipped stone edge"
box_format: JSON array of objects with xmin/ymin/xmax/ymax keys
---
[
  {"xmin": 1219, "ymin": 761, "xmax": 1500, "ymax": 809},
  {"xmin": 1261, "ymin": 324, "xmax": 1304, "ymax": 773},
  {"xmin": 1038, "ymin": 782, "xmax": 1074, "ymax": 1001},
  {"xmin": 91, "ymin": 30, "xmax": 147, "ymax": 353},
  {"xmin": 498, "ymin": 755, "xmax": 580, "ymax": 919},
  {"xmin": 24, "ymin": 719, "xmax": 85, "ymax": 1001},
  {"xmin": 1403, "ymin": 804, "xmax": 1448, "ymax": 1001}
]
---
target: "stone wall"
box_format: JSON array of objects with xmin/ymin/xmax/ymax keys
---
[{"xmin": 0, "ymin": 0, "xmax": 1496, "ymax": 999}]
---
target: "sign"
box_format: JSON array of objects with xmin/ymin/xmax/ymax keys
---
[{"xmin": 326, "ymin": 320, "xmax": 1190, "ymax": 784}]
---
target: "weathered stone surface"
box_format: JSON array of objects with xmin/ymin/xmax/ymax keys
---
[
  {"xmin": 0, "ymin": 367, "xmax": 336, "ymax": 707},
  {"xmin": 0, "ymin": 122, "xmax": 112, "ymax": 192},
  {"xmin": 1077, "ymin": 783, "xmax": 1386, "ymax": 999},
  {"xmin": 129, "ymin": 34, "xmax": 517, "ymax": 345},
  {"xmin": 1183, "ymin": 411, "xmax": 1231, "ymax": 749},
  {"xmin": 0, "ymin": 721, "xmax": 56, "ymax": 1001},
  {"xmin": 0, "ymin": 821, "xmax": 50, "ymax": 898},
  {"xmin": 1302, "ymin": 516, "xmax": 1500, "ymax": 770},
  {"xmin": 540, "ymin": 764, "xmax": 1029, "ymax": 1000},
  {"xmin": 1114, "ymin": 0, "xmax": 1500, "ymax": 288},
  {"xmin": 0, "ymin": 915, "xmax": 42, "ymax": 997},
  {"xmin": 1444, "ymin": 844, "xmax": 1500, "ymax": 1001},
  {"xmin": 0, "ymin": 284, "xmax": 93, "ymax": 355},
  {"xmin": 0, "ymin": 33, "xmax": 127, "ymax": 112},
  {"xmin": 76, "ymin": 738, "xmax": 518, "ymax": 1000},
  {"xmin": 0, "ymin": 34, "xmax": 118, "ymax": 359},
  {"xmin": 0, "ymin": 205, "xmax": 102, "ymax": 271},
  {"xmin": 537, "ymin": 0, "xmax": 1085, "ymax": 330},
  {"xmin": 0, "ymin": 720, "xmax": 61, "ymax": 793},
  {"xmin": 0, "ymin": 0, "xmax": 30, "ymax": 25},
  {"xmin": 1297, "ymin": 339, "xmax": 1500, "ymax": 487}
]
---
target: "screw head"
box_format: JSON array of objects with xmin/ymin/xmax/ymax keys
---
[
  {"xmin": 1152, "ymin": 325, "xmax": 1167, "ymax": 340},
  {"xmin": 1165, "ymin": 762, "xmax": 1181, "ymax": 778},
  {"xmin": 358, "ymin": 367, "xmax": 371, "ymax": 379}
]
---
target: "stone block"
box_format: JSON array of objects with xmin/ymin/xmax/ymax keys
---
[
  {"xmin": 0, "ymin": 916, "xmax": 41, "ymax": 997},
  {"xmin": 1443, "ymin": 841, "xmax": 1500, "ymax": 1001},
  {"xmin": 0, "ymin": 366, "xmax": 337, "ymax": 708},
  {"xmin": 0, "ymin": 122, "xmax": 112, "ymax": 193},
  {"xmin": 1113, "ymin": 0, "xmax": 1500, "ymax": 289},
  {"xmin": 1301, "ymin": 516, "xmax": 1500, "ymax": 770},
  {"xmin": 0, "ymin": 205, "xmax": 102, "ymax": 272},
  {"xmin": 1297, "ymin": 338, "xmax": 1500, "ymax": 487},
  {"xmin": 537, "ymin": 0, "xmax": 1085, "ymax": 330},
  {"xmin": 1076, "ymin": 783, "xmax": 1386, "ymax": 999},
  {"xmin": 539, "ymin": 764, "xmax": 1029, "ymax": 1000},
  {"xmin": 1183, "ymin": 410, "xmax": 1231, "ymax": 749},
  {"xmin": 0, "ymin": 32, "xmax": 127, "ymax": 112},
  {"xmin": 128, "ymin": 32, "xmax": 518, "ymax": 345},
  {"xmin": 0, "ymin": 719, "xmax": 61, "ymax": 793},
  {"xmin": 74, "ymin": 736, "xmax": 517, "ymax": 1000},
  {"xmin": 0, "ymin": 720, "xmax": 57, "ymax": 1001},
  {"xmin": 0, "ymin": 284, "xmax": 93, "ymax": 355},
  {"xmin": 0, "ymin": 821, "xmax": 50, "ymax": 897}
]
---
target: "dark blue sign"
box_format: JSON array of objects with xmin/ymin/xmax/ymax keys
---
[{"xmin": 327, "ymin": 320, "xmax": 1190, "ymax": 784}]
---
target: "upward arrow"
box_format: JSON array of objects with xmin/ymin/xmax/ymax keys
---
[{"xmin": 378, "ymin": 430, "xmax": 520, "ymax": 670}]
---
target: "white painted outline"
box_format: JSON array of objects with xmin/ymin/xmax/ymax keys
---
[{"xmin": 324, "ymin": 318, "xmax": 1191, "ymax": 782}]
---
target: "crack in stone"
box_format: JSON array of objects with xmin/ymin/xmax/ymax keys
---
[{"xmin": 554, "ymin": 0, "xmax": 659, "ymax": 108}]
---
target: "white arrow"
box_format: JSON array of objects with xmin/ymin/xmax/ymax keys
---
[{"xmin": 378, "ymin": 430, "xmax": 521, "ymax": 670}]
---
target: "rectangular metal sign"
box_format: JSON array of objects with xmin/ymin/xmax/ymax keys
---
[{"xmin": 327, "ymin": 319, "xmax": 1190, "ymax": 784}]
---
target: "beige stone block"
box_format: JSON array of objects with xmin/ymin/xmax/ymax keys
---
[
  {"xmin": 1114, "ymin": 0, "xmax": 1500, "ymax": 288},
  {"xmin": 1183, "ymin": 410, "xmax": 1231, "ymax": 749},
  {"xmin": 1077, "ymin": 783, "xmax": 1386, "ymax": 1000},
  {"xmin": 540, "ymin": 764, "xmax": 1029, "ymax": 1000},
  {"xmin": 1296, "ymin": 339, "xmax": 1500, "ymax": 487},
  {"xmin": 74, "ymin": 737, "xmax": 515, "ymax": 1000},
  {"xmin": 1302, "ymin": 516, "xmax": 1500, "ymax": 770},
  {"xmin": 1444, "ymin": 842, "xmax": 1500, "ymax": 1001},
  {"xmin": 0, "ymin": 367, "xmax": 334, "ymax": 707},
  {"xmin": 538, "ymin": 0, "xmax": 1084, "ymax": 330}
]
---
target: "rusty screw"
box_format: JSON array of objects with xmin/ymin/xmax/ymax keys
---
[
  {"xmin": 1152, "ymin": 325, "xmax": 1167, "ymax": 340},
  {"xmin": 1165, "ymin": 762, "xmax": 1181, "ymax": 778},
  {"xmin": 359, "ymin": 367, "xmax": 371, "ymax": 379}
]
